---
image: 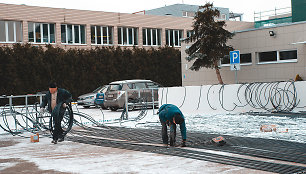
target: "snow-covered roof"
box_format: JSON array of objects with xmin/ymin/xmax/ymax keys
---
[{"xmin": 109, "ymin": 79, "xmax": 152, "ymax": 84}]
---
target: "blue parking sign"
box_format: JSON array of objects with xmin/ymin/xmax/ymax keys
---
[{"xmin": 230, "ymin": 50, "xmax": 240, "ymax": 64}]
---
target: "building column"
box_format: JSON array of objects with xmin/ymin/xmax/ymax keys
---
[
  {"xmin": 56, "ymin": 23, "xmax": 61, "ymax": 45},
  {"xmin": 162, "ymin": 28, "xmax": 167, "ymax": 46},
  {"xmin": 139, "ymin": 27, "xmax": 143, "ymax": 47},
  {"xmin": 22, "ymin": 21, "xmax": 28, "ymax": 43},
  {"xmin": 113, "ymin": 26, "xmax": 118, "ymax": 45},
  {"xmin": 86, "ymin": 24, "xmax": 91, "ymax": 47}
]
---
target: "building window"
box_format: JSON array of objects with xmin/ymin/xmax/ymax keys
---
[
  {"xmin": 257, "ymin": 50, "xmax": 297, "ymax": 63},
  {"xmin": 241, "ymin": 53, "xmax": 252, "ymax": 63},
  {"xmin": 186, "ymin": 30, "xmax": 194, "ymax": 38},
  {"xmin": 91, "ymin": 25, "xmax": 113, "ymax": 45},
  {"xmin": 182, "ymin": 11, "xmax": 195, "ymax": 17},
  {"xmin": 258, "ymin": 51, "xmax": 277, "ymax": 62},
  {"xmin": 221, "ymin": 55, "xmax": 230, "ymax": 65},
  {"xmin": 0, "ymin": 20, "xmax": 22, "ymax": 43},
  {"xmin": 61, "ymin": 24, "xmax": 86, "ymax": 44},
  {"xmin": 165, "ymin": 29, "xmax": 183, "ymax": 47},
  {"xmin": 117, "ymin": 27, "xmax": 138, "ymax": 46},
  {"xmin": 28, "ymin": 22, "xmax": 55, "ymax": 43},
  {"xmin": 279, "ymin": 50, "xmax": 297, "ymax": 60},
  {"xmin": 142, "ymin": 28, "xmax": 161, "ymax": 46},
  {"xmin": 221, "ymin": 53, "xmax": 252, "ymax": 65}
]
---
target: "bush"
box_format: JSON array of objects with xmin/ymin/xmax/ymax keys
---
[{"xmin": 0, "ymin": 44, "xmax": 181, "ymax": 101}]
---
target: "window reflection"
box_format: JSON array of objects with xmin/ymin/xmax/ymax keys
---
[
  {"xmin": 61, "ymin": 24, "xmax": 85, "ymax": 44},
  {"xmin": 28, "ymin": 22, "xmax": 55, "ymax": 43},
  {"xmin": 8, "ymin": 21, "xmax": 15, "ymax": 42},
  {"xmin": 0, "ymin": 21, "xmax": 5, "ymax": 42},
  {"xmin": 28, "ymin": 22, "xmax": 34, "ymax": 42},
  {"xmin": 90, "ymin": 25, "xmax": 113, "ymax": 45},
  {"xmin": 43, "ymin": 24, "xmax": 48, "ymax": 42},
  {"xmin": 117, "ymin": 27, "xmax": 138, "ymax": 46},
  {"xmin": 166, "ymin": 29, "xmax": 183, "ymax": 47},
  {"xmin": 67, "ymin": 25, "xmax": 72, "ymax": 44},
  {"xmin": 61, "ymin": 25, "xmax": 66, "ymax": 43},
  {"xmin": 143, "ymin": 28, "xmax": 161, "ymax": 46}
]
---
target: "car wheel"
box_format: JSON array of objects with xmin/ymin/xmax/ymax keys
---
[
  {"xmin": 101, "ymin": 104, "xmax": 107, "ymax": 110},
  {"xmin": 110, "ymin": 107, "xmax": 118, "ymax": 111},
  {"xmin": 83, "ymin": 106, "xmax": 90, "ymax": 108}
]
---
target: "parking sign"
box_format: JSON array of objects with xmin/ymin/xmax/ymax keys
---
[{"xmin": 230, "ymin": 50, "xmax": 240, "ymax": 64}]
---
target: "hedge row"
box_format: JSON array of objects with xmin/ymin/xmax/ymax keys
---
[{"xmin": 0, "ymin": 44, "xmax": 181, "ymax": 100}]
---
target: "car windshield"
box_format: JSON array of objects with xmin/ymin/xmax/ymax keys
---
[
  {"xmin": 101, "ymin": 85, "xmax": 108, "ymax": 93},
  {"xmin": 92, "ymin": 86, "xmax": 103, "ymax": 93},
  {"xmin": 134, "ymin": 83, "xmax": 147, "ymax": 89},
  {"xmin": 109, "ymin": 84, "xmax": 122, "ymax": 91}
]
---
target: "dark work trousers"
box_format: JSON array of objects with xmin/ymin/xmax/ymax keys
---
[
  {"xmin": 169, "ymin": 123, "xmax": 176, "ymax": 146},
  {"xmin": 51, "ymin": 104, "xmax": 65, "ymax": 141},
  {"xmin": 160, "ymin": 119, "xmax": 176, "ymax": 145}
]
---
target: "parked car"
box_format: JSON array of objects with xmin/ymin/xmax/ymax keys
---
[
  {"xmin": 77, "ymin": 85, "xmax": 108, "ymax": 108},
  {"xmin": 104, "ymin": 80, "xmax": 160, "ymax": 111}
]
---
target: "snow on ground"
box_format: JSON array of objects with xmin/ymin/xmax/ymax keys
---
[
  {"xmin": 0, "ymin": 105, "xmax": 305, "ymax": 173},
  {"xmin": 76, "ymin": 106, "xmax": 306, "ymax": 144},
  {"xmin": 0, "ymin": 133, "xmax": 272, "ymax": 174},
  {"xmin": 1, "ymin": 104, "xmax": 305, "ymax": 143}
]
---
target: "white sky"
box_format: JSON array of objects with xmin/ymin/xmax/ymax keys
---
[{"xmin": 0, "ymin": 0, "xmax": 291, "ymax": 21}]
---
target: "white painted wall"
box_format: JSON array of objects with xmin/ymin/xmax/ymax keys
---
[{"xmin": 159, "ymin": 81, "xmax": 306, "ymax": 114}]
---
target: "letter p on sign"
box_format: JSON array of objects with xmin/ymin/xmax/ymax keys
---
[{"xmin": 230, "ymin": 50, "xmax": 240, "ymax": 64}]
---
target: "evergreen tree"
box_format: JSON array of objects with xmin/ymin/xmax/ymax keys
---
[{"xmin": 184, "ymin": 3, "xmax": 234, "ymax": 84}]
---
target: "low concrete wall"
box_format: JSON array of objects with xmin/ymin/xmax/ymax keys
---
[{"xmin": 159, "ymin": 81, "xmax": 306, "ymax": 114}]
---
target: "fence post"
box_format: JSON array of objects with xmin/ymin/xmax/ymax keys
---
[
  {"xmin": 39, "ymin": 95, "xmax": 43, "ymax": 104},
  {"xmin": 9, "ymin": 96, "xmax": 17, "ymax": 133},
  {"xmin": 125, "ymin": 90, "xmax": 128, "ymax": 120},
  {"xmin": 152, "ymin": 88, "xmax": 155, "ymax": 114},
  {"xmin": 25, "ymin": 95, "xmax": 28, "ymax": 130}
]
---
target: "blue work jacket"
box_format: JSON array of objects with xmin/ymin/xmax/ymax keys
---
[{"xmin": 158, "ymin": 104, "xmax": 187, "ymax": 140}]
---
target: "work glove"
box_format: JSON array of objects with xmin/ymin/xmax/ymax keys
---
[
  {"xmin": 39, "ymin": 107, "xmax": 45, "ymax": 114},
  {"xmin": 181, "ymin": 140, "xmax": 186, "ymax": 147}
]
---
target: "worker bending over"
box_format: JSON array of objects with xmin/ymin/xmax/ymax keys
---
[{"xmin": 158, "ymin": 104, "xmax": 187, "ymax": 147}]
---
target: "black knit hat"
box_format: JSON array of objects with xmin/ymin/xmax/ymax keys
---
[
  {"xmin": 49, "ymin": 81, "xmax": 57, "ymax": 88},
  {"xmin": 174, "ymin": 114, "xmax": 184, "ymax": 124}
]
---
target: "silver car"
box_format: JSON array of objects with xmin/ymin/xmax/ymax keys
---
[
  {"xmin": 77, "ymin": 85, "xmax": 108, "ymax": 108},
  {"xmin": 104, "ymin": 80, "xmax": 160, "ymax": 111}
]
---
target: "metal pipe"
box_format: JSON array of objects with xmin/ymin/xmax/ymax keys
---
[{"xmin": 125, "ymin": 90, "xmax": 128, "ymax": 120}]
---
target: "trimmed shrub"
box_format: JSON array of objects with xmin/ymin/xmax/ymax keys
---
[{"xmin": 0, "ymin": 44, "xmax": 181, "ymax": 101}]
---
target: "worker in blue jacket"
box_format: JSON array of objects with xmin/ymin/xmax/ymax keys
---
[
  {"xmin": 158, "ymin": 104, "xmax": 187, "ymax": 147},
  {"xmin": 40, "ymin": 81, "xmax": 72, "ymax": 144}
]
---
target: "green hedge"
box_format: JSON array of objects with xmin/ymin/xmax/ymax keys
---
[{"xmin": 0, "ymin": 44, "xmax": 181, "ymax": 100}]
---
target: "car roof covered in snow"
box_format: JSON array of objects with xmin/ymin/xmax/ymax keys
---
[{"xmin": 109, "ymin": 79, "xmax": 153, "ymax": 84}]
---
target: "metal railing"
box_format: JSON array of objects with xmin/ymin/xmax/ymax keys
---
[
  {"xmin": 254, "ymin": 7, "xmax": 291, "ymax": 22},
  {"xmin": 0, "ymin": 94, "xmax": 45, "ymax": 133},
  {"xmin": 123, "ymin": 88, "xmax": 158, "ymax": 119}
]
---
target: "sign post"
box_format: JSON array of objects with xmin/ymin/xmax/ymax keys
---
[{"xmin": 230, "ymin": 50, "xmax": 240, "ymax": 84}]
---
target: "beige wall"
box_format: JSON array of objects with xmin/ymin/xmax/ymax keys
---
[
  {"xmin": 182, "ymin": 22, "xmax": 306, "ymax": 86},
  {"xmin": 0, "ymin": 3, "xmax": 253, "ymax": 50},
  {"xmin": 0, "ymin": 3, "xmax": 193, "ymax": 49}
]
